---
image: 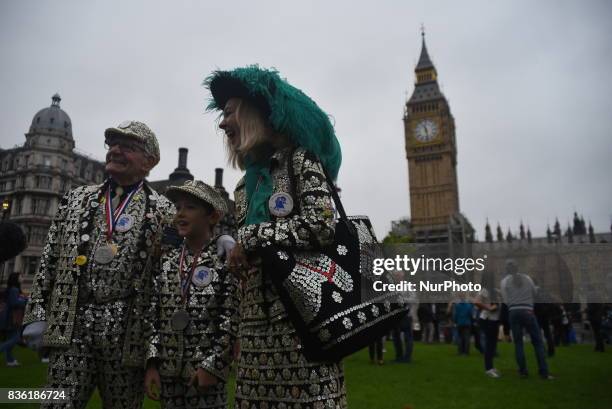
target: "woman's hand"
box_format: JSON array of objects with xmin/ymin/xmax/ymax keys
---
[
  {"xmin": 144, "ymin": 365, "xmax": 161, "ymax": 401},
  {"xmin": 189, "ymin": 368, "xmax": 219, "ymax": 394}
]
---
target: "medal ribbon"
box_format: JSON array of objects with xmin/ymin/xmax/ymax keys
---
[
  {"xmin": 104, "ymin": 181, "xmax": 144, "ymax": 241},
  {"xmin": 178, "ymin": 243, "xmax": 205, "ymax": 302}
]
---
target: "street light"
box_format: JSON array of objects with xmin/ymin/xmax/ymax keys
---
[{"xmin": 2, "ymin": 199, "xmax": 10, "ymax": 220}]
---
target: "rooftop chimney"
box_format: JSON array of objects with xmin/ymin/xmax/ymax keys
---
[
  {"xmin": 178, "ymin": 147, "xmax": 188, "ymax": 169},
  {"xmin": 169, "ymin": 147, "xmax": 194, "ymax": 183},
  {"xmin": 215, "ymin": 168, "xmax": 223, "ymax": 188}
]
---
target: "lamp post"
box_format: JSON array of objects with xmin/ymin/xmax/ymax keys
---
[{"xmin": 2, "ymin": 199, "xmax": 10, "ymax": 220}]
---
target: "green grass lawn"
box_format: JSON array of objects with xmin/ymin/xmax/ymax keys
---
[{"xmin": 1, "ymin": 342, "xmax": 611, "ymax": 409}]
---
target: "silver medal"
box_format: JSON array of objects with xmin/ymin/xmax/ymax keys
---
[
  {"xmin": 115, "ymin": 214, "xmax": 134, "ymax": 233},
  {"xmin": 171, "ymin": 309, "xmax": 190, "ymax": 331},
  {"xmin": 268, "ymin": 192, "xmax": 294, "ymax": 217},
  {"xmin": 94, "ymin": 244, "xmax": 116, "ymax": 264},
  {"xmin": 192, "ymin": 266, "xmax": 213, "ymax": 287}
]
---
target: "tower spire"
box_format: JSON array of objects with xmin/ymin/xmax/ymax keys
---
[
  {"xmin": 416, "ymin": 27, "xmax": 434, "ymax": 71},
  {"xmin": 485, "ymin": 218, "xmax": 493, "ymax": 243}
]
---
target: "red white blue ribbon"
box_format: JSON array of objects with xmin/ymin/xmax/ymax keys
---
[
  {"xmin": 104, "ymin": 181, "xmax": 143, "ymax": 241},
  {"xmin": 178, "ymin": 243, "xmax": 205, "ymax": 300}
]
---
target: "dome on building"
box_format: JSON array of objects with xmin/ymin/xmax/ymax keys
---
[{"xmin": 29, "ymin": 93, "xmax": 73, "ymax": 138}]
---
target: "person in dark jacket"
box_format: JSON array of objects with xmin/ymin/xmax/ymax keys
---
[
  {"xmin": 393, "ymin": 309, "xmax": 414, "ymax": 363},
  {"xmin": 418, "ymin": 303, "xmax": 435, "ymax": 343},
  {"xmin": 586, "ymin": 303, "xmax": 605, "ymax": 352},
  {"xmin": 533, "ymin": 282, "xmax": 555, "ymax": 357},
  {"xmin": 0, "ymin": 273, "xmax": 27, "ymax": 367}
]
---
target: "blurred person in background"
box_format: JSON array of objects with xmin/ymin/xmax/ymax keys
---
[
  {"xmin": 501, "ymin": 259, "xmax": 552, "ymax": 380},
  {"xmin": 0, "ymin": 273, "xmax": 28, "ymax": 367},
  {"xmin": 474, "ymin": 271, "xmax": 501, "ymax": 378},
  {"xmin": 452, "ymin": 293, "xmax": 473, "ymax": 356},
  {"xmin": 418, "ymin": 303, "xmax": 435, "ymax": 343}
]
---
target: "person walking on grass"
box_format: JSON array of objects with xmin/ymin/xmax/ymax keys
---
[
  {"xmin": 500, "ymin": 259, "xmax": 553, "ymax": 380},
  {"xmin": 453, "ymin": 293, "xmax": 473, "ymax": 356},
  {"xmin": 474, "ymin": 271, "xmax": 501, "ymax": 378}
]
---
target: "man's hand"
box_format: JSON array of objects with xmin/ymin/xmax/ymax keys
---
[
  {"xmin": 144, "ymin": 365, "xmax": 161, "ymax": 401},
  {"xmin": 227, "ymin": 243, "xmax": 249, "ymax": 277},
  {"xmin": 189, "ymin": 368, "xmax": 219, "ymax": 394},
  {"xmin": 216, "ymin": 235, "xmax": 236, "ymax": 260}
]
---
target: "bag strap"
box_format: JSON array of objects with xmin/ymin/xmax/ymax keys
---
[
  {"xmin": 286, "ymin": 147, "xmax": 300, "ymax": 215},
  {"xmin": 287, "ymin": 148, "xmax": 351, "ymax": 225},
  {"xmin": 319, "ymin": 162, "xmax": 349, "ymax": 223}
]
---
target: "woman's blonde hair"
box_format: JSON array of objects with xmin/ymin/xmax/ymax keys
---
[{"xmin": 224, "ymin": 98, "xmax": 290, "ymax": 169}]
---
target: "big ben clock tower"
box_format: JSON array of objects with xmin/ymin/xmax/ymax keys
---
[{"xmin": 404, "ymin": 31, "xmax": 471, "ymax": 245}]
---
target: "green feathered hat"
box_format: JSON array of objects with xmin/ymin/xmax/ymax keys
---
[{"xmin": 203, "ymin": 65, "xmax": 342, "ymax": 180}]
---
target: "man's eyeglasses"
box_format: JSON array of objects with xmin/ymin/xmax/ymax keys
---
[{"xmin": 104, "ymin": 139, "xmax": 145, "ymax": 154}]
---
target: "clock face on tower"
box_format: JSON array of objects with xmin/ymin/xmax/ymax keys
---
[{"xmin": 414, "ymin": 119, "xmax": 439, "ymax": 143}]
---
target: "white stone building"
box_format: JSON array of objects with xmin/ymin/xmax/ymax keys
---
[{"xmin": 0, "ymin": 94, "xmax": 105, "ymax": 288}]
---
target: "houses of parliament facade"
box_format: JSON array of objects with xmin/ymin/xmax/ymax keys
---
[{"xmin": 400, "ymin": 32, "xmax": 611, "ymax": 303}]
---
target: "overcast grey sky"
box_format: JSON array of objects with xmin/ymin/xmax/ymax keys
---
[{"xmin": 1, "ymin": 0, "xmax": 611, "ymax": 239}]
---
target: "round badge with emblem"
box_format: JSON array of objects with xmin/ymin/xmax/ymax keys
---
[
  {"xmin": 268, "ymin": 192, "xmax": 293, "ymax": 217},
  {"xmin": 192, "ymin": 266, "xmax": 214, "ymax": 287},
  {"xmin": 171, "ymin": 309, "xmax": 190, "ymax": 331},
  {"xmin": 115, "ymin": 214, "xmax": 134, "ymax": 233},
  {"xmin": 75, "ymin": 255, "xmax": 88, "ymax": 266}
]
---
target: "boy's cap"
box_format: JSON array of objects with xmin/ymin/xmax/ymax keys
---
[{"xmin": 166, "ymin": 180, "xmax": 229, "ymax": 213}]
